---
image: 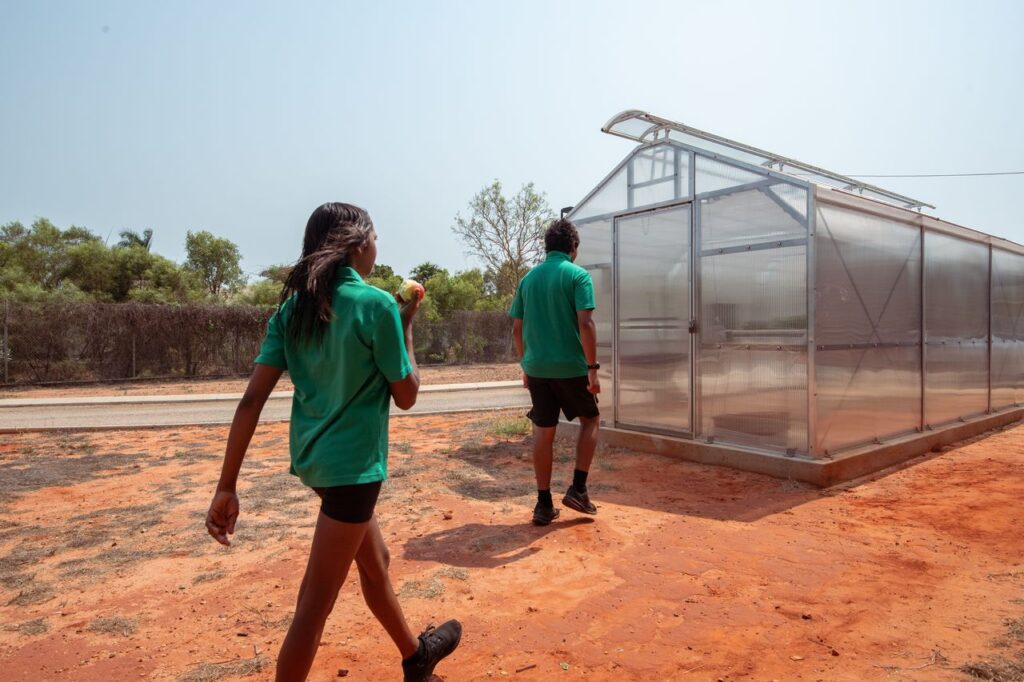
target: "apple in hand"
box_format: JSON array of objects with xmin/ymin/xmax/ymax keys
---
[{"xmin": 396, "ymin": 278, "xmax": 425, "ymax": 304}]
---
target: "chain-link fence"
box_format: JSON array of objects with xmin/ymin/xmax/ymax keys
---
[{"xmin": 0, "ymin": 301, "xmax": 514, "ymax": 385}]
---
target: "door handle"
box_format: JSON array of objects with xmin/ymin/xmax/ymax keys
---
[{"xmin": 688, "ymin": 319, "xmax": 698, "ymax": 334}]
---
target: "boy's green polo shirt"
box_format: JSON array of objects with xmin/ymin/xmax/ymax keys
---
[
  {"xmin": 254, "ymin": 267, "xmax": 411, "ymax": 487},
  {"xmin": 509, "ymin": 250, "xmax": 595, "ymax": 378}
]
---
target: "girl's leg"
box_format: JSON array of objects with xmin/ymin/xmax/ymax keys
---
[
  {"xmin": 354, "ymin": 515, "xmax": 419, "ymax": 659},
  {"xmin": 276, "ymin": 512, "xmax": 369, "ymax": 682}
]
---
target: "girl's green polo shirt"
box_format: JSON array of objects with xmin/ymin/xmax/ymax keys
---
[{"xmin": 254, "ymin": 267, "xmax": 412, "ymax": 487}]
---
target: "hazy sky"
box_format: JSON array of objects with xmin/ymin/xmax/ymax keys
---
[{"xmin": 2, "ymin": 0, "xmax": 1022, "ymax": 278}]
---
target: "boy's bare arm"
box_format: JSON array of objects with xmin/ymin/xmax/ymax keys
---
[
  {"xmin": 577, "ymin": 309, "xmax": 600, "ymax": 394},
  {"xmin": 512, "ymin": 318, "xmax": 526, "ymax": 387}
]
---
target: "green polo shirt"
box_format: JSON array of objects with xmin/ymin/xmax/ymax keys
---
[
  {"xmin": 254, "ymin": 267, "xmax": 411, "ymax": 487},
  {"xmin": 509, "ymin": 250, "xmax": 595, "ymax": 379}
]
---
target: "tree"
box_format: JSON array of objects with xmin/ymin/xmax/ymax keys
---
[
  {"xmin": 184, "ymin": 230, "xmax": 244, "ymax": 297},
  {"xmin": 126, "ymin": 255, "xmax": 194, "ymax": 303},
  {"xmin": 0, "ymin": 218, "xmax": 101, "ymax": 293},
  {"xmin": 365, "ymin": 262, "xmax": 403, "ymax": 295},
  {"xmin": 230, "ymin": 279, "xmax": 281, "ymax": 307},
  {"xmin": 451, "ymin": 181, "xmax": 554, "ymax": 298},
  {"xmin": 410, "ymin": 261, "xmax": 444, "ymax": 283},
  {"xmin": 424, "ymin": 268, "xmax": 489, "ymax": 319},
  {"xmin": 117, "ymin": 228, "xmax": 154, "ymax": 251},
  {"xmin": 64, "ymin": 239, "xmax": 116, "ymax": 299},
  {"xmin": 259, "ymin": 264, "xmax": 293, "ymax": 285}
]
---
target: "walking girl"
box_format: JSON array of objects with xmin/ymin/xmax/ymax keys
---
[{"xmin": 205, "ymin": 202, "xmax": 461, "ymax": 681}]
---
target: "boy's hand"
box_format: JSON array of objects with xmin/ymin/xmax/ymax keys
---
[
  {"xmin": 587, "ymin": 369, "xmax": 601, "ymax": 395},
  {"xmin": 205, "ymin": 490, "xmax": 239, "ymax": 546}
]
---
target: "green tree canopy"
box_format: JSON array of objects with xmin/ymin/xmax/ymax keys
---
[
  {"xmin": 230, "ymin": 278, "xmax": 282, "ymax": 307},
  {"xmin": 116, "ymin": 228, "xmax": 154, "ymax": 251},
  {"xmin": 365, "ymin": 262, "xmax": 403, "ymax": 296},
  {"xmin": 410, "ymin": 261, "xmax": 445, "ymax": 283},
  {"xmin": 184, "ymin": 230, "xmax": 245, "ymax": 297},
  {"xmin": 259, "ymin": 264, "xmax": 293, "ymax": 285}
]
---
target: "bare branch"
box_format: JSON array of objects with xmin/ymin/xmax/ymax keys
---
[{"xmin": 451, "ymin": 181, "xmax": 553, "ymax": 297}]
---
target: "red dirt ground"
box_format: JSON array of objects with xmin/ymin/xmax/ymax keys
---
[
  {"xmin": 1, "ymin": 412, "xmax": 1023, "ymax": 681},
  {"xmin": 0, "ymin": 363, "xmax": 521, "ymax": 399}
]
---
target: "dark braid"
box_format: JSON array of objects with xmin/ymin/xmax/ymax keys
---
[{"xmin": 280, "ymin": 203, "xmax": 374, "ymax": 343}]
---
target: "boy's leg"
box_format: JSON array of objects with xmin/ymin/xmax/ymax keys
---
[
  {"xmin": 532, "ymin": 424, "xmax": 557, "ymax": 491},
  {"xmin": 531, "ymin": 424, "xmax": 559, "ymax": 524},
  {"xmin": 525, "ymin": 376, "xmax": 561, "ymax": 525},
  {"xmin": 276, "ymin": 512, "xmax": 369, "ymax": 682},
  {"xmin": 574, "ymin": 414, "xmax": 599, "ymax": 476},
  {"xmin": 561, "ymin": 377, "xmax": 600, "ymax": 515},
  {"xmin": 354, "ymin": 515, "xmax": 418, "ymax": 659}
]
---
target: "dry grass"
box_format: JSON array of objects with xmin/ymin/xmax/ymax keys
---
[
  {"xmin": 963, "ymin": 611, "xmax": 1024, "ymax": 679},
  {"xmin": 961, "ymin": 656, "xmax": 1024, "ymax": 681},
  {"xmin": 435, "ymin": 566, "xmax": 469, "ymax": 581},
  {"xmin": 6, "ymin": 618, "xmax": 49, "ymax": 636},
  {"xmin": 245, "ymin": 470, "xmax": 311, "ymax": 514},
  {"xmin": 181, "ymin": 654, "xmax": 268, "ymax": 682},
  {"xmin": 5, "ymin": 582, "xmax": 54, "ymax": 606},
  {"xmin": 87, "ymin": 616, "xmax": 137, "ymax": 637},
  {"xmin": 192, "ymin": 570, "xmax": 226, "ymax": 585},
  {"xmin": 1005, "ymin": 616, "xmax": 1024, "ymax": 644},
  {"xmin": 399, "ymin": 576, "xmax": 444, "ymax": 599},
  {"xmin": 0, "ymin": 444, "xmax": 137, "ymax": 505},
  {"xmin": 491, "ymin": 416, "xmax": 531, "ymax": 438}
]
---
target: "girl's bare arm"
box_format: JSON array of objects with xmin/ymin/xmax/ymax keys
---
[{"xmin": 206, "ymin": 363, "xmax": 283, "ymax": 545}]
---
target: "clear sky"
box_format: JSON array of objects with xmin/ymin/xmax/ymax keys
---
[{"xmin": 2, "ymin": 0, "xmax": 1022, "ymax": 278}]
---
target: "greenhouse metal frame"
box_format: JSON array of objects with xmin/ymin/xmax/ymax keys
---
[{"xmin": 568, "ymin": 110, "xmax": 1024, "ymax": 467}]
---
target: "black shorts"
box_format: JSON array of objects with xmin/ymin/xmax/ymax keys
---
[
  {"xmin": 525, "ymin": 375, "xmax": 600, "ymax": 428},
  {"xmin": 311, "ymin": 481, "xmax": 382, "ymax": 523}
]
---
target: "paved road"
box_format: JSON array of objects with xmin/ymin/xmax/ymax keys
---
[{"xmin": 0, "ymin": 382, "xmax": 530, "ymax": 431}]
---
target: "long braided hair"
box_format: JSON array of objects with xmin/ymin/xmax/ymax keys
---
[{"xmin": 280, "ymin": 202, "xmax": 375, "ymax": 342}]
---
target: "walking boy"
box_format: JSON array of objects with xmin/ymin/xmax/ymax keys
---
[{"xmin": 509, "ymin": 218, "xmax": 601, "ymax": 526}]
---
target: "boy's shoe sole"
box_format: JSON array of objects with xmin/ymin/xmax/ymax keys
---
[
  {"xmin": 562, "ymin": 486, "xmax": 597, "ymax": 514},
  {"xmin": 402, "ymin": 619, "xmax": 462, "ymax": 682},
  {"xmin": 532, "ymin": 506, "xmax": 561, "ymax": 526}
]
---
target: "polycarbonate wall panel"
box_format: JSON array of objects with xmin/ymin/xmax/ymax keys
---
[
  {"xmin": 575, "ymin": 218, "xmax": 614, "ymax": 418},
  {"xmin": 695, "ymin": 155, "xmax": 765, "ymax": 196},
  {"xmin": 573, "ymin": 165, "xmax": 628, "ymax": 221},
  {"xmin": 631, "ymin": 146, "xmax": 691, "ymax": 208},
  {"xmin": 925, "ymin": 232, "xmax": 989, "ymax": 425},
  {"xmin": 700, "ymin": 182, "xmax": 808, "ymax": 251},
  {"xmin": 616, "ymin": 206, "xmax": 691, "ymax": 432},
  {"xmin": 991, "ymin": 249, "xmax": 1024, "ymax": 408},
  {"xmin": 698, "ymin": 184, "xmax": 808, "ymax": 453},
  {"xmin": 814, "ymin": 203, "xmax": 922, "ymax": 453},
  {"xmin": 573, "ymin": 144, "xmax": 692, "ymax": 222}
]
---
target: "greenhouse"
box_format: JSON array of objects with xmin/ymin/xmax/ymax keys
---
[{"xmin": 567, "ymin": 110, "xmax": 1024, "ymax": 482}]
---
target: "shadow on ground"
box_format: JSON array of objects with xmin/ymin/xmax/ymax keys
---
[
  {"xmin": 430, "ymin": 426, "xmax": 943, "ymax": 524},
  {"xmin": 403, "ymin": 518, "xmax": 594, "ymax": 568}
]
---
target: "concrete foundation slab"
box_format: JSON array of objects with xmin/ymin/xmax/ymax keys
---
[{"xmin": 556, "ymin": 407, "xmax": 1024, "ymax": 487}]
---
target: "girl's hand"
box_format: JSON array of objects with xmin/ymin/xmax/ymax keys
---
[
  {"xmin": 205, "ymin": 490, "xmax": 239, "ymax": 546},
  {"xmin": 396, "ymin": 289, "xmax": 422, "ymax": 326}
]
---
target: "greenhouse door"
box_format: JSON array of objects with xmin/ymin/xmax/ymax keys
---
[{"xmin": 614, "ymin": 204, "xmax": 693, "ymax": 434}]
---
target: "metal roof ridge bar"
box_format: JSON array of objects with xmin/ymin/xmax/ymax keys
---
[{"xmin": 601, "ymin": 110, "xmax": 936, "ymax": 211}]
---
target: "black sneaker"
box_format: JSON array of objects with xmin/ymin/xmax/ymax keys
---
[
  {"xmin": 562, "ymin": 486, "xmax": 597, "ymax": 514},
  {"xmin": 402, "ymin": 619, "xmax": 462, "ymax": 682},
  {"xmin": 532, "ymin": 504, "xmax": 560, "ymax": 526}
]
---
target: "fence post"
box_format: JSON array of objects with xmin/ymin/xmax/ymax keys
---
[
  {"xmin": 131, "ymin": 332, "xmax": 137, "ymax": 379},
  {"xmin": 3, "ymin": 299, "xmax": 8, "ymax": 384}
]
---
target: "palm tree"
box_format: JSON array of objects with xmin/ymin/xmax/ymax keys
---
[{"xmin": 117, "ymin": 228, "xmax": 154, "ymax": 251}]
